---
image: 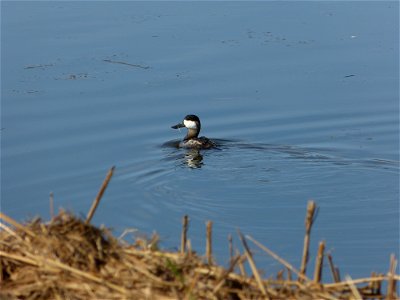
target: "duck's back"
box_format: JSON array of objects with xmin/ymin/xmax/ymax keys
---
[{"xmin": 180, "ymin": 136, "xmax": 216, "ymax": 149}]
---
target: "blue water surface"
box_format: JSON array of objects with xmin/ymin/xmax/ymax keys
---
[{"xmin": 2, "ymin": 1, "xmax": 399, "ymax": 280}]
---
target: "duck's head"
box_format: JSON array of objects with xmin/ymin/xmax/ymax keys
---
[{"xmin": 171, "ymin": 114, "xmax": 201, "ymax": 140}]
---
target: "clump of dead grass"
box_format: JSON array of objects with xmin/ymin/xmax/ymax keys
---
[{"xmin": 1, "ymin": 167, "xmax": 398, "ymax": 299}]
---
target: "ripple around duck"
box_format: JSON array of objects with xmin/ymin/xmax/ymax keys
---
[
  {"xmin": 117, "ymin": 137, "xmax": 398, "ymax": 222},
  {"xmin": 160, "ymin": 139, "xmax": 399, "ymax": 172}
]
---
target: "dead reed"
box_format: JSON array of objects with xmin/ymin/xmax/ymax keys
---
[{"xmin": 0, "ymin": 167, "xmax": 398, "ymax": 299}]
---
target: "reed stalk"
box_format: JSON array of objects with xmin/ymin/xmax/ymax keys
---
[
  {"xmin": 299, "ymin": 200, "xmax": 317, "ymax": 280},
  {"xmin": 345, "ymin": 275, "xmax": 363, "ymax": 299},
  {"xmin": 237, "ymin": 230, "xmax": 269, "ymax": 298},
  {"xmin": 180, "ymin": 215, "xmax": 189, "ymax": 254},
  {"xmin": 228, "ymin": 234, "xmax": 233, "ymax": 265},
  {"xmin": 206, "ymin": 221, "xmax": 213, "ymax": 265},
  {"xmin": 235, "ymin": 249, "xmax": 247, "ymax": 277},
  {"xmin": 313, "ymin": 241, "xmax": 325, "ymax": 283},
  {"xmin": 327, "ymin": 253, "xmax": 340, "ymax": 283},
  {"xmin": 1, "ymin": 194, "xmax": 398, "ymax": 300},
  {"xmin": 49, "ymin": 192, "xmax": 54, "ymax": 219},
  {"xmin": 85, "ymin": 166, "xmax": 115, "ymax": 224},
  {"xmin": 246, "ymin": 235, "xmax": 311, "ymax": 282},
  {"xmin": 386, "ymin": 254, "xmax": 398, "ymax": 300},
  {"xmin": 0, "ymin": 212, "xmax": 35, "ymax": 237}
]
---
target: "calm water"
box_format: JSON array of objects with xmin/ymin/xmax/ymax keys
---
[{"xmin": 2, "ymin": 2, "xmax": 399, "ymax": 280}]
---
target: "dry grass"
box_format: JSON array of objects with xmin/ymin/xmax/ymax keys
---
[
  {"xmin": 1, "ymin": 209, "xmax": 398, "ymax": 300},
  {"xmin": 0, "ymin": 168, "xmax": 398, "ymax": 299}
]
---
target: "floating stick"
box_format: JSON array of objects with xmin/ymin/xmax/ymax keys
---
[
  {"xmin": 85, "ymin": 166, "xmax": 115, "ymax": 224},
  {"xmin": 103, "ymin": 59, "xmax": 150, "ymax": 69}
]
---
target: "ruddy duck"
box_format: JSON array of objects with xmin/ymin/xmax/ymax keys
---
[{"xmin": 171, "ymin": 115, "xmax": 216, "ymax": 149}]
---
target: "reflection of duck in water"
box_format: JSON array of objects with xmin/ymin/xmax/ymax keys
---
[
  {"xmin": 184, "ymin": 149, "xmax": 204, "ymax": 168},
  {"xmin": 171, "ymin": 115, "xmax": 216, "ymax": 149}
]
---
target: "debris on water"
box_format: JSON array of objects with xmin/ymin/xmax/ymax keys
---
[
  {"xmin": 103, "ymin": 59, "xmax": 150, "ymax": 69},
  {"xmin": 24, "ymin": 63, "xmax": 54, "ymax": 69}
]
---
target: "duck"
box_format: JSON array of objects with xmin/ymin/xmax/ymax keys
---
[{"xmin": 171, "ymin": 115, "xmax": 216, "ymax": 149}]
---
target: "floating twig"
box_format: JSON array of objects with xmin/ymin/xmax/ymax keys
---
[
  {"xmin": 24, "ymin": 64, "xmax": 53, "ymax": 69},
  {"xmin": 103, "ymin": 59, "xmax": 150, "ymax": 69}
]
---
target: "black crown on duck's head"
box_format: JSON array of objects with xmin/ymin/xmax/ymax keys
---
[{"xmin": 184, "ymin": 114, "xmax": 200, "ymax": 123}]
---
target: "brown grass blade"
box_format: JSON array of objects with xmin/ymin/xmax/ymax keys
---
[
  {"xmin": 299, "ymin": 200, "xmax": 317, "ymax": 280},
  {"xmin": 0, "ymin": 212, "xmax": 35, "ymax": 237},
  {"xmin": 181, "ymin": 215, "xmax": 189, "ymax": 254},
  {"xmin": 386, "ymin": 254, "xmax": 398, "ymax": 300},
  {"xmin": 237, "ymin": 230, "xmax": 269, "ymax": 298},
  {"xmin": 206, "ymin": 220, "xmax": 213, "ymax": 265},
  {"xmin": 313, "ymin": 241, "xmax": 325, "ymax": 283},
  {"xmin": 246, "ymin": 234, "xmax": 311, "ymax": 282},
  {"xmin": 86, "ymin": 166, "xmax": 115, "ymax": 224}
]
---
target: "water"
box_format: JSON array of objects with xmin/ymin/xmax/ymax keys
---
[{"xmin": 2, "ymin": 2, "xmax": 399, "ymax": 280}]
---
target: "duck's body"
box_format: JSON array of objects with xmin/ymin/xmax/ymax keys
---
[
  {"xmin": 172, "ymin": 115, "xmax": 216, "ymax": 149},
  {"xmin": 179, "ymin": 136, "xmax": 215, "ymax": 149}
]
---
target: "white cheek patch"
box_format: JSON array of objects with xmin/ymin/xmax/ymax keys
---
[{"xmin": 184, "ymin": 120, "xmax": 197, "ymax": 129}]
